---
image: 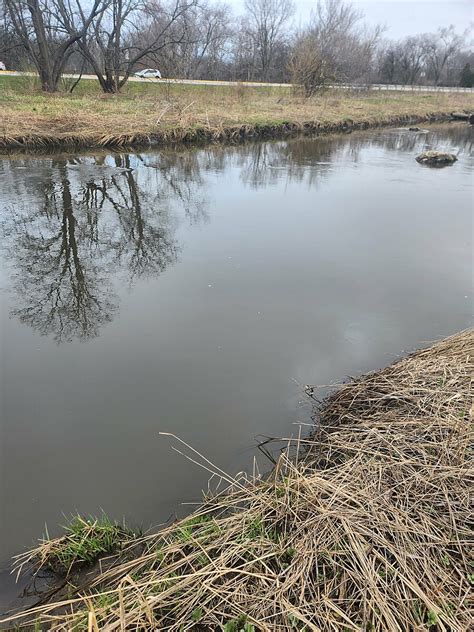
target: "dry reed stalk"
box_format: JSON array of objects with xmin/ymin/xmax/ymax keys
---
[
  {"xmin": 0, "ymin": 112, "xmax": 467, "ymax": 152},
  {"xmin": 2, "ymin": 329, "xmax": 473, "ymax": 631}
]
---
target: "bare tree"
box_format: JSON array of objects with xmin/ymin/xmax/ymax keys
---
[
  {"xmin": 421, "ymin": 26, "xmax": 466, "ymax": 86},
  {"xmin": 244, "ymin": 0, "xmax": 294, "ymax": 81},
  {"xmin": 231, "ymin": 17, "xmax": 258, "ymax": 81},
  {"xmin": 3, "ymin": 0, "xmax": 469, "ymax": 89},
  {"xmin": 186, "ymin": 1, "xmax": 232, "ymax": 79},
  {"xmin": 375, "ymin": 25, "xmax": 471, "ymax": 87},
  {"xmin": 0, "ymin": 1, "xmax": 27, "ymax": 68},
  {"xmin": 72, "ymin": 0, "xmax": 197, "ymax": 93},
  {"xmin": 289, "ymin": 0, "xmax": 382, "ymax": 93},
  {"xmin": 378, "ymin": 45, "xmax": 398, "ymax": 84},
  {"xmin": 155, "ymin": 0, "xmax": 232, "ymax": 79},
  {"xmin": 288, "ymin": 33, "xmax": 333, "ymax": 96},
  {"xmin": 395, "ymin": 36, "xmax": 425, "ymax": 84},
  {"xmin": 3, "ymin": 0, "xmax": 105, "ymax": 91},
  {"xmin": 459, "ymin": 60, "xmax": 474, "ymax": 87}
]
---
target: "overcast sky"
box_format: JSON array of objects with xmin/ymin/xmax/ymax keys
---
[{"xmin": 230, "ymin": 0, "xmax": 473, "ymax": 40}]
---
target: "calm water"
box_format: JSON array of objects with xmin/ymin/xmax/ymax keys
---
[{"xmin": 0, "ymin": 125, "xmax": 472, "ymax": 608}]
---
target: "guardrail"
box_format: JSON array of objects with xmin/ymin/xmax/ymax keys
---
[
  {"xmin": 1, "ymin": 71, "xmax": 473, "ymax": 93},
  {"xmin": 336, "ymin": 83, "xmax": 474, "ymax": 93}
]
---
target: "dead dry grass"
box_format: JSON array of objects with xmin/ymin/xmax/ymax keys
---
[
  {"xmin": 0, "ymin": 78, "xmax": 473, "ymax": 150},
  {"xmin": 3, "ymin": 329, "xmax": 473, "ymax": 631}
]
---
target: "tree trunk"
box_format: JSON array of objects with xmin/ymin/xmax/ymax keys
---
[{"xmin": 39, "ymin": 68, "xmax": 60, "ymax": 92}]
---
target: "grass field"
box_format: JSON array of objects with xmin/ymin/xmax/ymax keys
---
[{"xmin": 1, "ymin": 74, "xmax": 473, "ymax": 150}]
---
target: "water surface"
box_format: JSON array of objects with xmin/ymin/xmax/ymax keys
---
[{"xmin": 0, "ymin": 125, "xmax": 472, "ymax": 608}]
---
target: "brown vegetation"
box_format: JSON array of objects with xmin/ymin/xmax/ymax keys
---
[
  {"xmin": 3, "ymin": 328, "xmax": 473, "ymax": 631},
  {"xmin": 0, "ymin": 79, "xmax": 473, "ymax": 151}
]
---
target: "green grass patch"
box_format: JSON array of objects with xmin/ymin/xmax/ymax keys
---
[{"xmin": 36, "ymin": 514, "xmax": 134, "ymax": 575}]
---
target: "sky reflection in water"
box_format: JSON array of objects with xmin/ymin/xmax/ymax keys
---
[{"xmin": 0, "ymin": 125, "xmax": 472, "ymax": 608}]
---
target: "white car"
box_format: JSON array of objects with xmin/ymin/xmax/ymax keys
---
[{"xmin": 135, "ymin": 68, "xmax": 162, "ymax": 79}]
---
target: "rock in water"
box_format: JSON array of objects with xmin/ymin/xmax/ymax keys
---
[
  {"xmin": 416, "ymin": 151, "xmax": 457, "ymax": 166},
  {"xmin": 451, "ymin": 111, "xmax": 469, "ymax": 121}
]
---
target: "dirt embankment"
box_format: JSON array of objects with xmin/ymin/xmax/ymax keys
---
[
  {"xmin": 0, "ymin": 113, "xmax": 465, "ymax": 152},
  {"xmin": 1, "ymin": 81, "xmax": 473, "ymax": 152}
]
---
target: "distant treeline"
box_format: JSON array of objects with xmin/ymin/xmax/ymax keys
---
[{"xmin": 0, "ymin": 0, "xmax": 473, "ymax": 93}]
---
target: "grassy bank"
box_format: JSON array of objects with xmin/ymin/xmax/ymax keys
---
[
  {"xmin": 0, "ymin": 75, "xmax": 473, "ymax": 151},
  {"xmin": 3, "ymin": 329, "xmax": 473, "ymax": 630}
]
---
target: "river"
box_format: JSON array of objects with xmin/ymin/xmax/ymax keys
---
[{"xmin": 0, "ymin": 124, "xmax": 472, "ymax": 610}]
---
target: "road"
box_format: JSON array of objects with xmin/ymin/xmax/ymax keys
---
[
  {"xmin": 1, "ymin": 71, "xmax": 292, "ymax": 87},
  {"xmin": 1, "ymin": 70, "xmax": 473, "ymax": 93}
]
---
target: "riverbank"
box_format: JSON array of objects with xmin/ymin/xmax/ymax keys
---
[
  {"xmin": 2, "ymin": 329, "xmax": 472, "ymax": 630},
  {"xmin": 1, "ymin": 77, "xmax": 473, "ymax": 151}
]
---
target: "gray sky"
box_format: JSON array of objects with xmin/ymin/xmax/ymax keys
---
[
  {"xmin": 349, "ymin": 0, "xmax": 472, "ymax": 39},
  {"xmin": 230, "ymin": 0, "xmax": 473, "ymax": 40}
]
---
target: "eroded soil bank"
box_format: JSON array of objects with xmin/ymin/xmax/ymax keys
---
[
  {"xmin": 0, "ymin": 112, "xmax": 468, "ymax": 153},
  {"xmin": 0, "ymin": 112, "xmax": 466, "ymax": 152},
  {"xmin": 1, "ymin": 79, "xmax": 473, "ymax": 152}
]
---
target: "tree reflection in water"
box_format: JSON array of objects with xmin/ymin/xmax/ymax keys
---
[
  {"xmin": 1, "ymin": 125, "xmax": 469, "ymax": 343},
  {"xmin": 1, "ymin": 153, "xmax": 207, "ymax": 343}
]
